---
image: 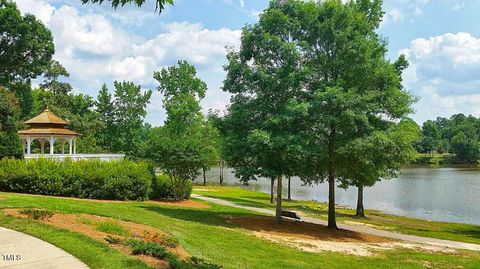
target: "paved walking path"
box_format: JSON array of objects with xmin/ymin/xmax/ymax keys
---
[
  {"xmin": 0, "ymin": 227, "xmax": 89, "ymax": 269},
  {"xmin": 192, "ymin": 194, "xmax": 480, "ymax": 252}
]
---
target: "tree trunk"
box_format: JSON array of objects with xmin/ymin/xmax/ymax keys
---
[
  {"xmin": 287, "ymin": 176, "xmax": 291, "ymax": 201},
  {"xmin": 327, "ymin": 124, "xmax": 338, "ymax": 229},
  {"xmin": 327, "ymin": 173, "xmax": 337, "ymax": 229},
  {"xmin": 202, "ymin": 167, "xmax": 206, "ymax": 186},
  {"xmin": 356, "ymin": 185, "xmax": 365, "ymax": 217},
  {"xmin": 270, "ymin": 177, "xmax": 274, "ymax": 204},
  {"xmin": 275, "ymin": 175, "xmax": 283, "ymax": 224},
  {"xmin": 219, "ymin": 160, "xmax": 224, "ymax": 186}
]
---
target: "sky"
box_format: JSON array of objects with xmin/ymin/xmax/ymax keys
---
[{"xmin": 14, "ymin": 0, "xmax": 480, "ymax": 126}]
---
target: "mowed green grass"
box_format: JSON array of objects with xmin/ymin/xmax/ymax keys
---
[
  {"xmin": 0, "ymin": 191, "xmax": 479, "ymax": 269},
  {"xmin": 193, "ymin": 186, "xmax": 480, "ymax": 245}
]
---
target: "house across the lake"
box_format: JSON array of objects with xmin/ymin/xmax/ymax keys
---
[{"xmin": 18, "ymin": 108, "xmax": 124, "ymax": 161}]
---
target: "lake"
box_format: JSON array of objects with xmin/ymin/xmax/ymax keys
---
[{"xmin": 195, "ymin": 166, "xmax": 480, "ymax": 225}]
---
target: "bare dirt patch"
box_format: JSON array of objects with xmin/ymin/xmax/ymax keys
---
[
  {"xmin": 229, "ymin": 216, "xmax": 455, "ymax": 256},
  {"xmin": 145, "ymin": 200, "xmax": 209, "ymax": 209},
  {"xmin": 4, "ymin": 209, "xmax": 186, "ymax": 268}
]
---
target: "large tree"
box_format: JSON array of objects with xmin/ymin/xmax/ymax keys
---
[
  {"xmin": 112, "ymin": 81, "xmax": 152, "ymax": 155},
  {"xmin": 0, "ymin": 0, "xmax": 54, "ymax": 86},
  {"xmin": 40, "ymin": 60, "xmax": 72, "ymax": 95},
  {"xmin": 222, "ymin": 1, "xmax": 306, "ymax": 223},
  {"xmin": 263, "ymin": 0, "xmax": 415, "ymax": 229},
  {"xmin": 152, "ymin": 60, "xmax": 209, "ymax": 200},
  {"xmin": 451, "ymin": 132, "xmax": 480, "ymax": 163},
  {"xmin": 418, "ymin": 120, "xmax": 441, "ymax": 156},
  {"xmin": 339, "ymin": 118, "xmax": 420, "ymax": 217},
  {"xmin": 95, "ymin": 83, "xmax": 116, "ymax": 151}
]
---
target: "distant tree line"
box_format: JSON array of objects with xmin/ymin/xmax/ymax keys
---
[{"xmin": 416, "ymin": 114, "xmax": 480, "ymax": 163}]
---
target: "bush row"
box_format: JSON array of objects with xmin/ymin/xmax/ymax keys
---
[{"xmin": 0, "ymin": 158, "xmax": 193, "ymax": 201}]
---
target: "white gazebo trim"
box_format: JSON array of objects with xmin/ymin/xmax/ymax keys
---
[{"xmin": 20, "ymin": 135, "xmax": 77, "ymax": 156}]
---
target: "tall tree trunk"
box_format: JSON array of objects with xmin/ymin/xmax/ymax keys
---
[
  {"xmin": 327, "ymin": 124, "xmax": 338, "ymax": 229},
  {"xmin": 356, "ymin": 185, "xmax": 365, "ymax": 217},
  {"xmin": 202, "ymin": 167, "xmax": 206, "ymax": 186},
  {"xmin": 287, "ymin": 176, "xmax": 291, "ymax": 201},
  {"xmin": 275, "ymin": 175, "xmax": 283, "ymax": 224},
  {"xmin": 270, "ymin": 177, "xmax": 274, "ymax": 204},
  {"xmin": 219, "ymin": 160, "xmax": 224, "ymax": 186}
]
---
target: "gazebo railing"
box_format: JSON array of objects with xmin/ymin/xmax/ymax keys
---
[{"xmin": 24, "ymin": 154, "xmax": 125, "ymax": 161}]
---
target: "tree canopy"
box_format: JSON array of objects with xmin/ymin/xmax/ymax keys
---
[
  {"xmin": 151, "ymin": 60, "xmax": 214, "ymax": 199},
  {"xmin": 223, "ymin": 0, "xmax": 415, "ymax": 227},
  {"xmin": 0, "ymin": 0, "xmax": 54, "ymax": 86}
]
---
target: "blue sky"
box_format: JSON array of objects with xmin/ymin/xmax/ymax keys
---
[{"xmin": 15, "ymin": 0, "xmax": 480, "ymax": 126}]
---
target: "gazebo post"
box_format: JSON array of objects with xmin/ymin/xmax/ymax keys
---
[
  {"xmin": 49, "ymin": 136, "xmax": 56, "ymax": 155},
  {"xmin": 40, "ymin": 139, "xmax": 45, "ymax": 154},
  {"xmin": 73, "ymin": 138, "xmax": 77, "ymax": 154},
  {"xmin": 69, "ymin": 138, "xmax": 73, "ymax": 154},
  {"xmin": 26, "ymin": 137, "xmax": 31, "ymax": 155}
]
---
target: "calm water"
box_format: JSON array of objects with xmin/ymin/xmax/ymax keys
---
[{"xmin": 195, "ymin": 166, "xmax": 480, "ymax": 225}]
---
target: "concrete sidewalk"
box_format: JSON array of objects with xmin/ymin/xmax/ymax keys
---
[
  {"xmin": 192, "ymin": 194, "xmax": 480, "ymax": 252},
  {"xmin": 0, "ymin": 227, "xmax": 89, "ymax": 269}
]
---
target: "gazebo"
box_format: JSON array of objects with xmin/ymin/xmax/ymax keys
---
[{"xmin": 18, "ymin": 108, "xmax": 80, "ymax": 156}]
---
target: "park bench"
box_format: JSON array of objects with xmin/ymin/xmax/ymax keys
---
[{"xmin": 281, "ymin": 210, "xmax": 301, "ymax": 222}]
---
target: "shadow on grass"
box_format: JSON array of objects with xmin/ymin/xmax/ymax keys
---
[
  {"xmin": 447, "ymin": 227, "xmax": 480, "ymax": 239},
  {"xmin": 139, "ymin": 204, "xmax": 254, "ymax": 228},
  {"xmin": 198, "ymin": 195, "xmax": 272, "ymax": 208}
]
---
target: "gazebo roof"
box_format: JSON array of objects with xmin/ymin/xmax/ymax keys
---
[
  {"xmin": 18, "ymin": 128, "xmax": 79, "ymax": 136},
  {"xmin": 24, "ymin": 108, "xmax": 69, "ymax": 125},
  {"xmin": 19, "ymin": 109, "xmax": 80, "ymax": 137}
]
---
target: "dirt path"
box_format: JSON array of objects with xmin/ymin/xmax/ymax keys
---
[
  {"xmin": 192, "ymin": 194, "xmax": 480, "ymax": 252},
  {"xmin": 0, "ymin": 227, "xmax": 89, "ymax": 269}
]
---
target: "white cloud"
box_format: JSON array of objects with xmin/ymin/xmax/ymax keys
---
[
  {"xmin": 16, "ymin": 2, "xmax": 241, "ymax": 126},
  {"xmin": 381, "ymin": 0, "xmax": 430, "ymax": 26},
  {"xmin": 401, "ymin": 32, "xmax": 480, "ymax": 122},
  {"xmin": 16, "ymin": 0, "xmax": 55, "ymax": 25},
  {"xmin": 454, "ymin": 2, "xmax": 464, "ymax": 10},
  {"xmin": 387, "ymin": 8, "xmax": 404, "ymax": 22}
]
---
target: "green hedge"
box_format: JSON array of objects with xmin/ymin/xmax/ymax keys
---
[
  {"xmin": 150, "ymin": 174, "xmax": 192, "ymax": 200},
  {"xmin": 0, "ymin": 158, "xmax": 153, "ymax": 200}
]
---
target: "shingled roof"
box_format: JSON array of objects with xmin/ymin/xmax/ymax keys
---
[{"xmin": 24, "ymin": 108, "xmax": 69, "ymax": 125}]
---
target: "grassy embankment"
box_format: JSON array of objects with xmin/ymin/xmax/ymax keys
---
[
  {"xmin": 193, "ymin": 186, "xmax": 480, "ymax": 245},
  {"xmin": 411, "ymin": 152, "xmax": 478, "ymax": 165},
  {"xmin": 0, "ymin": 190, "xmax": 479, "ymax": 269}
]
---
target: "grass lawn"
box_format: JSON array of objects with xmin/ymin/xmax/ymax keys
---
[
  {"xmin": 193, "ymin": 185, "xmax": 480, "ymax": 245},
  {"xmin": 0, "ymin": 191, "xmax": 479, "ymax": 269}
]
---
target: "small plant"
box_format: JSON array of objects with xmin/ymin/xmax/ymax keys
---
[
  {"xmin": 187, "ymin": 256, "xmax": 223, "ymax": 269},
  {"xmin": 96, "ymin": 221, "xmax": 129, "ymax": 236},
  {"xmin": 125, "ymin": 239, "xmax": 168, "ymax": 259},
  {"xmin": 78, "ymin": 217, "xmax": 96, "ymax": 225},
  {"xmin": 162, "ymin": 234, "xmax": 180, "ymax": 248},
  {"xmin": 168, "ymin": 255, "xmax": 223, "ymax": 269},
  {"xmin": 19, "ymin": 208, "xmax": 53, "ymax": 220},
  {"xmin": 105, "ymin": 235, "xmax": 123, "ymax": 244}
]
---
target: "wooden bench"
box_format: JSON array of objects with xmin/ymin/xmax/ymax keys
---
[{"xmin": 281, "ymin": 210, "xmax": 301, "ymax": 221}]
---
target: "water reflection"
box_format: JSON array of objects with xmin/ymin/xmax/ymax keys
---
[{"xmin": 195, "ymin": 166, "xmax": 480, "ymax": 225}]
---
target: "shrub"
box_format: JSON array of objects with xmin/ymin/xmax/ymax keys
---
[
  {"xmin": 150, "ymin": 174, "xmax": 192, "ymax": 200},
  {"xmin": 0, "ymin": 158, "xmax": 152, "ymax": 200},
  {"xmin": 125, "ymin": 239, "xmax": 168, "ymax": 259},
  {"xmin": 19, "ymin": 208, "xmax": 53, "ymax": 220},
  {"xmin": 126, "ymin": 239, "xmax": 222, "ymax": 269},
  {"xmin": 96, "ymin": 221, "xmax": 129, "ymax": 236},
  {"xmin": 105, "ymin": 235, "xmax": 123, "ymax": 244}
]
